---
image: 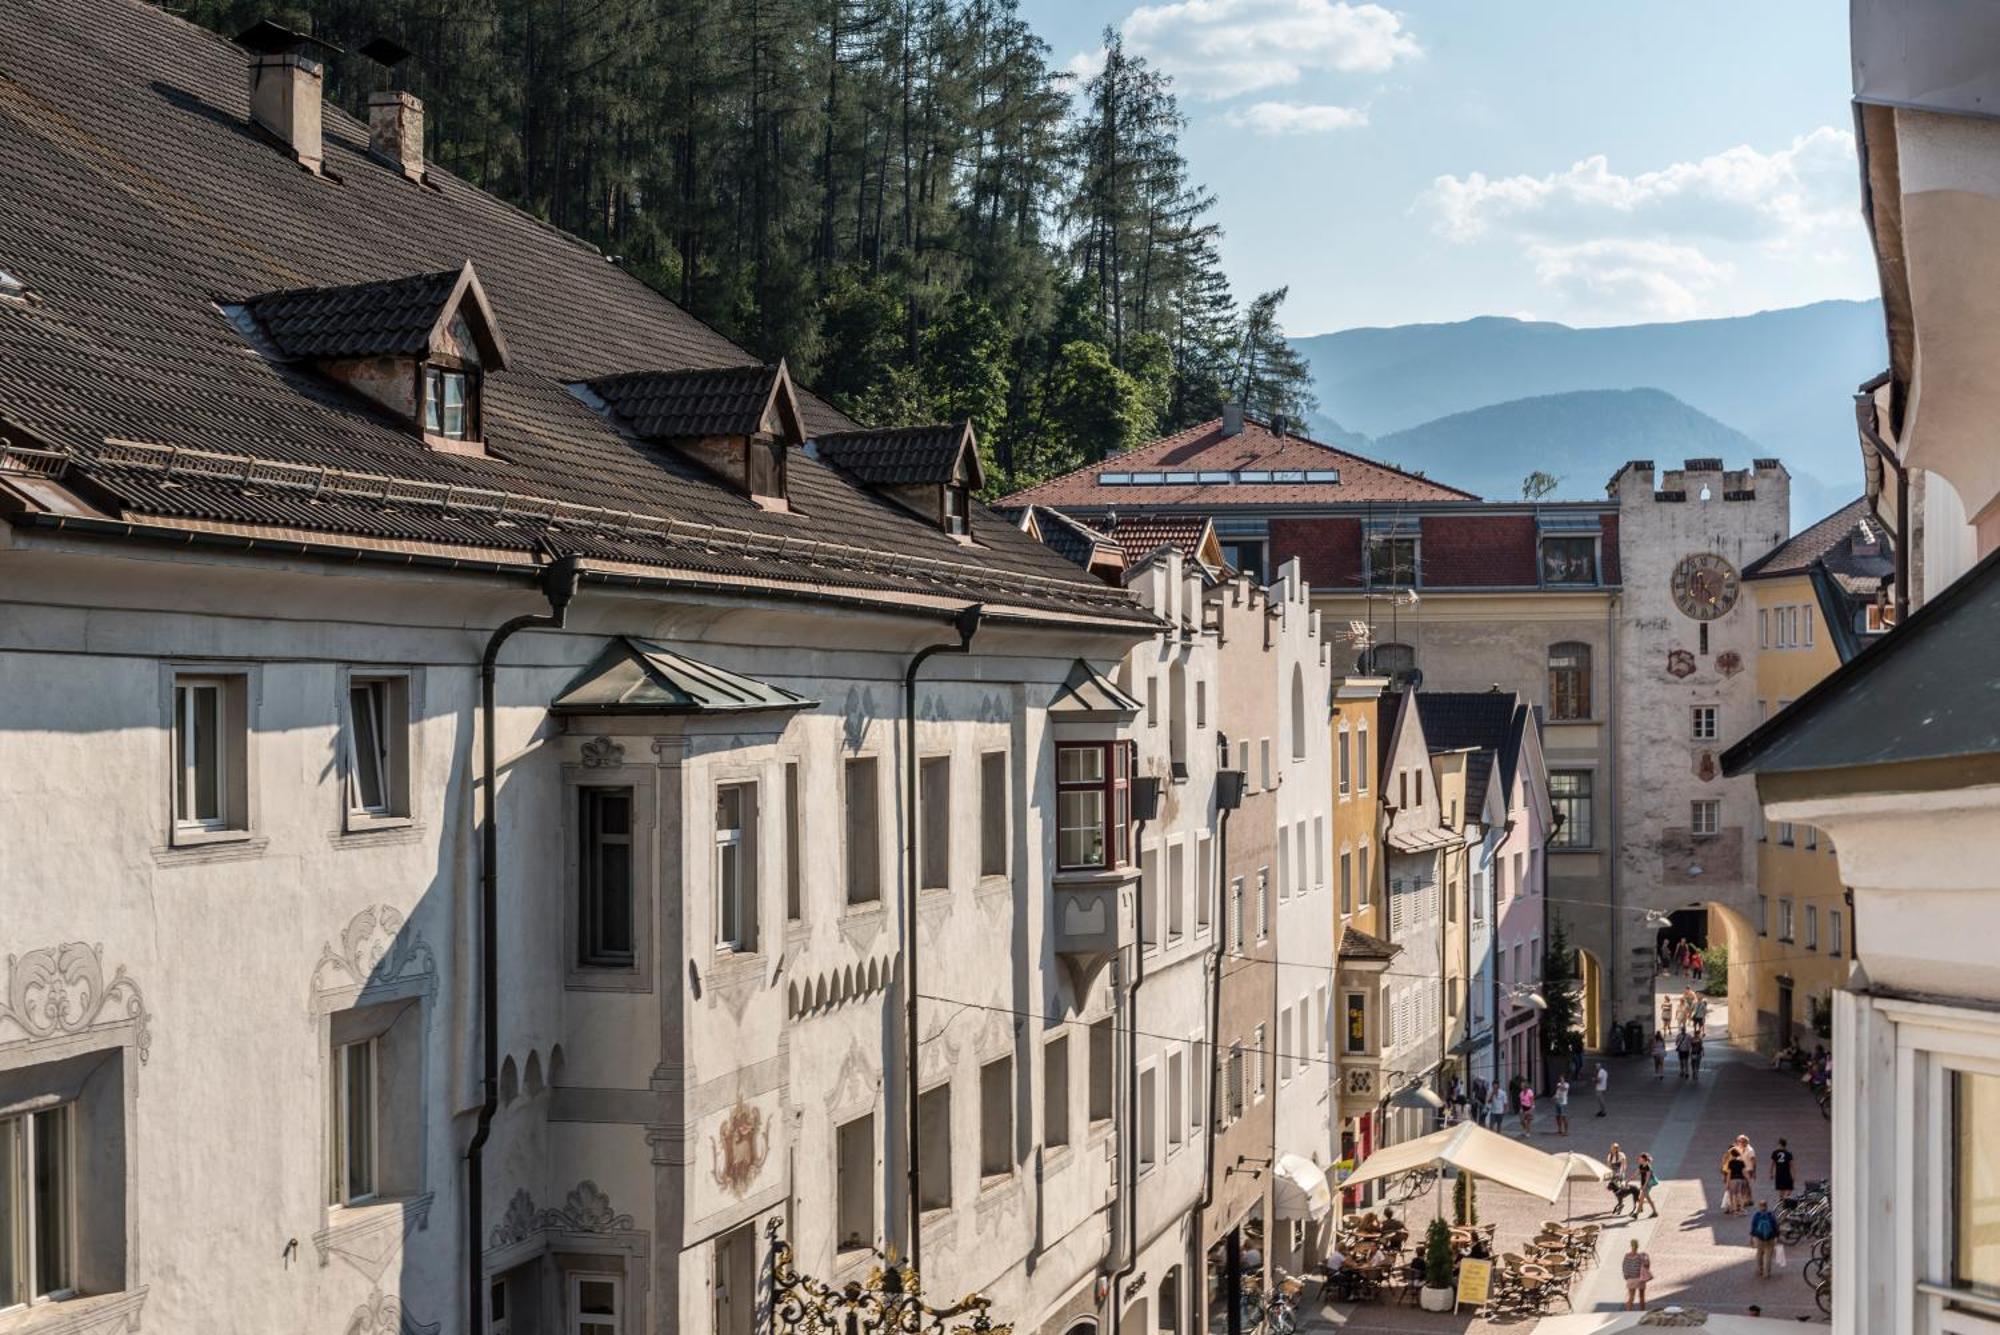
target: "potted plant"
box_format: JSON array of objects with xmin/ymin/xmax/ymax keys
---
[{"xmin": 1420, "ymin": 1216, "xmax": 1456, "ymax": 1311}]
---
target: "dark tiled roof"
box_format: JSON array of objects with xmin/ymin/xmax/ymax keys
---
[
  {"xmin": 1416, "ymin": 691, "xmax": 1522, "ymax": 818},
  {"xmin": 588, "ymin": 364, "xmax": 785, "ymax": 440},
  {"xmin": 996, "ymin": 416, "xmax": 1478, "ymax": 509},
  {"xmin": 1029, "ymin": 507, "xmax": 1121, "ymax": 570},
  {"xmin": 552, "ymin": 638, "xmax": 816, "ymax": 715},
  {"xmin": 1743, "ymin": 497, "xmax": 1895, "ymax": 593},
  {"xmin": 1341, "ymin": 925, "xmax": 1401, "ymax": 962},
  {"xmin": 815, "ymin": 422, "xmax": 980, "ymax": 487},
  {"xmin": 245, "ymin": 268, "xmax": 461, "ymax": 360},
  {"xmin": 0, "ymin": 0, "xmax": 1148, "ymax": 627}
]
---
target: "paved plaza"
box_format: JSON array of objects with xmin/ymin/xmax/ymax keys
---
[{"xmin": 1305, "ymin": 990, "xmax": 1832, "ymax": 1332}]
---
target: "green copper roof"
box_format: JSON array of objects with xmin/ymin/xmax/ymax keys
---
[{"xmin": 552, "ymin": 638, "xmax": 817, "ymax": 715}]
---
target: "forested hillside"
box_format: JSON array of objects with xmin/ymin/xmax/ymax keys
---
[{"xmin": 181, "ymin": 0, "xmax": 1315, "ymax": 493}]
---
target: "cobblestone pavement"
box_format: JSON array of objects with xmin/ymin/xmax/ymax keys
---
[{"xmin": 1300, "ymin": 981, "xmax": 1832, "ymax": 1332}]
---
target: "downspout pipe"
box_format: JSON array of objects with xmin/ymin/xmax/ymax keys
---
[
  {"xmin": 1191, "ymin": 801, "xmax": 1234, "ymax": 1330},
  {"xmin": 1856, "ymin": 393, "xmax": 1912, "ymax": 625},
  {"xmin": 1107, "ymin": 806, "xmax": 1153, "ymax": 1332},
  {"xmin": 903, "ymin": 602, "xmax": 983, "ymax": 1274},
  {"xmin": 467, "ymin": 553, "xmax": 582, "ymax": 1335}
]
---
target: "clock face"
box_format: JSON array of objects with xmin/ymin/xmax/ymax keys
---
[{"xmin": 1671, "ymin": 552, "xmax": 1739, "ymax": 620}]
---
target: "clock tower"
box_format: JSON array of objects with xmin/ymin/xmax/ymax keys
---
[{"xmin": 1608, "ymin": 458, "xmax": 1789, "ymax": 1031}]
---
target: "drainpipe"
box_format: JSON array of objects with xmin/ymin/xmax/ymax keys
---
[
  {"xmin": 1193, "ymin": 802, "xmax": 1233, "ymax": 1308},
  {"xmin": 467, "ymin": 553, "xmax": 583, "ymax": 1335},
  {"xmin": 902, "ymin": 603, "xmax": 982, "ymax": 1274},
  {"xmin": 1106, "ymin": 799, "xmax": 1154, "ymax": 1334},
  {"xmin": 1856, "ymin": 394, "xmax": 1911, "ymax": 625}
]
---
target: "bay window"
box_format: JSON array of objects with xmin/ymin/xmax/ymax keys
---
[
  {"xmin": 715, "ymin": 782, "xmax": 759, "ymax": 952},
  {"xmin": 1953, "ymin": 1071, "xmax": 2000, "ymax": 1301},
  {"xmin": 1056, "ymin": 742, "xmax": 1131, "ymax": 871}
]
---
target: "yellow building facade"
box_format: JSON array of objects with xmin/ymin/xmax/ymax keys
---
[{"xmin": 1735, "ymin": 500, "xmax": 1894, "ymax": 1051}]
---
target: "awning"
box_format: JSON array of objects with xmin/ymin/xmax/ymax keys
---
[
  {"xmin": 1337, "ymin": 1122, "xmax": 1569, "ymax": 1203},
  {"xmin": 1387, "ymin": 824, "xmax": 1458, "ymax": 853},
  {"xmin": 1272, "ymin": 1154, "xmax": 1333, "ymax": 1221}
]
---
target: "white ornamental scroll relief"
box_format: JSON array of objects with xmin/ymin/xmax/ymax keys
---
[
  {"xmin": 488, "ymin": 1181, "xmax": 635, "ymax": 1249},
  {"xmin": 0, "ymin": 942, "xmax": 152, "ymax": 1063},
  {"xmin": 313, "ymin": 905, "xmax": 437, "ymax": 998},
  {"xmin": 346, "ymin": 1287, "xmax": 440, "ymax": 1335}
]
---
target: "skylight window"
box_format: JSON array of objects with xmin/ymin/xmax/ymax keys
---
[
  {"xmin": 1198, "ymin": 471, "xmax": 1233, "ymax": 483},
  {"xmin": 1305, "ymin": 469, "xmax": 1341, "ymax": 483},
  {"xmin": 1100, "ymin": 472, "xmax": 1133, "ymax": 485},
  {"xmin": 1236, "ymin": 470, "xmax": 1273, "ymax": 483},
  {"xmin": 1162, "ymin": 470, "xmax": 1199, "ymax": 483},
  {"xmin": 1131, "ymin": 471, "xmax": 1165, "ymax": 484},
  {"xmin": 1272, "ymin": 469, "xmax": 1306, "ymax": 483}
]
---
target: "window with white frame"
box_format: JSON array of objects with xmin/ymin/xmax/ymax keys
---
[
  {"xmin": 919, "ymin": 756, "xmax": 950, "ymax": 891},
  {"xmin": 1044, "ymin": 1035, "xmax": 1070, "ymax": 1150},
  {"xmin": 1166, "ymin": 1050, "xmax": 1185, "ymax": 1150},
  {"xmin": 845, "ymin": 757, "xmax": 881, "ymax": 903},
  {"xmin": 1168, "ymin": 841, "xmax": 1187, "ymax": 940},
  {"xmin": 579, "ymin": 786, "xmax": 636, "ymax": 967},
  {"xmin": 1358, "ymin": 844, "xmax": 1371, "ymax": 907},
  {"xmin": 345, "ymin": 674, "xmax": 410, "ymax": 820},
  {"xmin": 1829, "ymin": 908, "xmax": 1843, "ymax": 956},
  {"xmin": 1357, "ymin": 725, "xmax": 1371, "ymax": 793},
  {"xmin": 1229, "ymin": 877, "xmax": 1245, "ymax": 951},
  {"xmin": 1141, "ymin": 845, "xmax": 1161, "ymax": 949},
  {"xmin": 1314, "ymin": 818, "xmax": 1326, "ymax": 888},
  {"xmin": 172, "ymin": 671, "xmax": 248, "ymax": 836},
  {"xmin": 328, "ymin": 1036, "xmax": 377, "ymax": 1206},
  {"xmin": 1778, "ymin": 897, "xmax": 1795, "ymax": 942},
  {"xmin": 1256, "ymin": 869, "xmax": 1270, "ymax": 941},
  {"xmin": 1138, "ymin": 1066, "xmax": 1157, "ymax": 1171},
  {"xmin": 916, "ymin": 1085, "xmax": 952, "ymax": 1212},
  {"xmin": 979, "ymin": 751, "xmax": 1008, "ymax": 878},
  {"xmin": 1188, "ymin": 1042, "xmax": 1204, "ymax": 1135},
  {"xmin": 1225, "ymin": 1045, "xmax": 1244, "ymax": 1123},
  {"xmin": 1260, "ymin": 738, "xmax": 1273, "ymax": 790},
  {"xmin": 1951, "ymin": 1070, "xmax": 2000, "ymax": 1301},
  {"xmin": 1691, "ymin": 705, "xmax": 1717, "ymax": 741},
  {"xmin": 784, "ymin": 762, "xmax": 802, "ymax": 921},
  {"xmin": 1089, "ymin": 1019, "xmax": 1115, "ymax": 1124},
  {"xmin": 1691, "ymin": 799, "xmax": 1721, "ymax": 837},
  {"xmin": 980, "ymin": 1057, "xmax": 1012, "ymax": 1179},
  {"xmin": 1196, "ymin": 834, "xmax": 1213, "ymax": 930},
  {"xmin": 1315, "ymin": 985, "xmax": 1329, "ymax": 1058},
  {"xmin": 1278, "ymin": 1007, "xmax": 1294, "ymax": 1085},
  {"xmin": 1805, "ymin": 904, "xmax": 1819, "ymax": 950},
  {"xmin": 1277, "ymin": 839, "xmax": 1290, "ymax": 903},
  {"xmin": 1366, "ymin": 535, "xmax": 1417, "ymax": 588},
  {"xmin": 1338, "ymin": 727, "xmax": 1351, "ymax": 796},
  {"xmin": 567, "ymin": 1273, "xmax": 621, "ymax": 1335},
  {"xmin": 1340, "ymin": 850, "xmax": 1353, "ymax": 915},
  {"xmin": 1252, "ymin": 1025, "xmax": 1267, "ymax": 1098},
  {"xmin": 836, "ymin": 1114, "xmax": 874, "ymax": 1252},
  {"xmin": 714, "ymin": 782, "xmax": 759, "ymax": 952},
  {"xmin": 0, "ymin": 1101, "xmax": 75, "ymax": 1305}
]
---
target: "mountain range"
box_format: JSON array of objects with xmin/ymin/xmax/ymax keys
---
[{"xmin": 1291, "ymin": 300, "xmax": 1888, "ymax": 525}]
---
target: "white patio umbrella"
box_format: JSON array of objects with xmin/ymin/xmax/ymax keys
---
[
  {"xmin": 1337, "ymin": 1121, "xmax": 1570, "ymax": 1202},
  {"xmin": 1555, "ymin": 1152, "xmax": 1612, "ymax": 1220}
]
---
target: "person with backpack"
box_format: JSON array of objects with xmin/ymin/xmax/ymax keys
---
[
  {"xmin": 1750, "ymin": 1200, "xmax": 1781, "ymax": 1277},
  {"xmin": 1676, "ymin": 1028, "xmax": 1692, "ymax": 1079}
]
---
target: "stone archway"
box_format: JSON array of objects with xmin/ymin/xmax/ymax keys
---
[{"xmin": 1575, "ymin": 947, "xmax": 1605, "ymax": 1052}]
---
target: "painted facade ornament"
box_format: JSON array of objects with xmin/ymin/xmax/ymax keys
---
[
  {"xmin": 1666, "ymin": 649, "xmax": 1696, "ymax": 679},
  {"xmin": 314, "ymin": 905, "xmax": 436, "ymax": 997},
  {"xmin": 579, "ymin": 736, "xmax": 625, "ymax": 769},
  {"xmin": 0, "ymin": 942, "xmax": 152, "ymax": 1063},
  {"xmin": 345, "ymin": 1287, "xmax": 439, "ymax": 1335},
  {"xmin": 489, "ymin": 1181, "xmax": 636, "ymax": 1249},
  {"xmin": 842, "ymin": 686, "xmax": 874, "ymax": 751},
  {"xmin": 710, "ymin": 1099, "xmax": 771, "ymax": 1198},
  {"xmin": 1715, "ymin": 650, "xmax": 1743, "ymax": 677},
  {"xmin": 1694, "ymin": 751, "xmax": 1718, "ymax": 783}
]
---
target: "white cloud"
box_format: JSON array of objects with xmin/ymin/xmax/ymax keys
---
[
  {"xmin": 1228, "ymin": 101, "xmax": 1369, "ymax": 134},
  {"xmin": 1064, "ymin": 46, "xmax": 1108, "ymax": 84},
  {"xmin": 1414, "ymin": 128, "xmax": 1870, "ymax": 321},
  {"xmin": 1423, "ymin": 127, "xmax": 1859, "ymax": 246},
  {"xmin": 1525, "ymin": 239, "xmax": 1735, "ymax": 322},
  {"xmin": 1122, "ymin": 0, "xmax": 1420, "ymax": 100}
]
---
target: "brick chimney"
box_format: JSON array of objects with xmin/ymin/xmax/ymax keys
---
[
  {"xmin": 369, "ymin": 91, "xmax": 425, "ymax": 182},
  {"xmin": 238, "ymin": 22, "xmax": 337, "ymax": 174}
]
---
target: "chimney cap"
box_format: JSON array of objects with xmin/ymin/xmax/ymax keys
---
[
  {"xmin": 235, "ymin": 19, "xmax": 341, "ymax": 56},
  {"xmin": 360, "ymin": 36, "xmax": 414, "ymax": 67}
]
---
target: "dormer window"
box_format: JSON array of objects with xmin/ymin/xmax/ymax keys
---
[
  {"xmin": 237, "ymin": 261, "xmax": 510, "ymax": 458},
  {"xmin": 813, "ymin": 421, "xmax": 985, "ymax": 541},
  {"xmin": 580, "ymin": 362, "xmax": 803, "ymax": 511},
  {"xmin": 423, "ymin": 366, "xmax": 470, "ymax": 439}
]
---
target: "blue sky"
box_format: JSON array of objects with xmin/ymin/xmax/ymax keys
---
[{"xmin": 1018, "ymin": 0, "xmax": 1877, "ymax": 335}]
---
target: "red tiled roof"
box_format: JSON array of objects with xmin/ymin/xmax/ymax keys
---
[
  {"xmin": 1106, "ymin": 514, "xmax": 1215, "ymax": 570},
  {"xmin": 996, "ymin": 416, "xmax": 1478, "ymax": 509}
]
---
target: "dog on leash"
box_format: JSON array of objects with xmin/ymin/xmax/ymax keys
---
[{"xmin": 1605, "ymin": 1178, "xmax": 1645, "ymax": 1216}]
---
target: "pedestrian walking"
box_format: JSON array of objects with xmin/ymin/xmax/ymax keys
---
[
  {"xmin": 1594, "ymin": 1062, "xmax": 1610, "ymax": 1116},
  {"xmin": 1676, "ymin": 1028, "xmax": 1692, "ymax": 1078},
  {"xmin": 1693, "ymin": 996, "xmax": 1709, "ymax": 1038},
  {"xmin": 1691, "ymin": 946, "xmax": 1705, "ymax": 980},
  {"xmin": 1724, "ymin": 1147, "xmax": 1749, "ymax": 1214},
  {"xmin": 1636, "ymin": 1152, "xmax": 1660, "ymax": 1217},
  {"xmin": 1554, "ymin": 1075, "xmax": 1571, "ymax": 1136},
  {"xmin": 1606, "ymin": 1141, "xmax": 1628, "ymax": 1183},
  {"xmin": 1771, "ymin": 1138, "xmax": 1797, "ymax": 1201},
  {"xmin": 1623, "ymin": 1239, "xmax": 1653, "ymax": 1310},
  {"xmin": 1690, "ymin": 1034, "xmax": 1706, "ymax": 1080},
  {"xmin": 1487, "ymin": 1081, "xmax": 1507, "ymax": 1131},
  {"xmin": 1651, "ymin": 1030, "xmax": 1666, "ymax": 1080},
  {"xmin": 1518, "ymin": 1082, "xmax": 1536, "ymax": 1137},
  {"xmin": 1750, "ymin": 1200, "xmax": 1781, "ymax": 1277}
]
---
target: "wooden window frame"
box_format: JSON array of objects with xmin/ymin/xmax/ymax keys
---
[{"xmin": 1055, "ymin": 741, "xmax": 1132, "ymax": 872}]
